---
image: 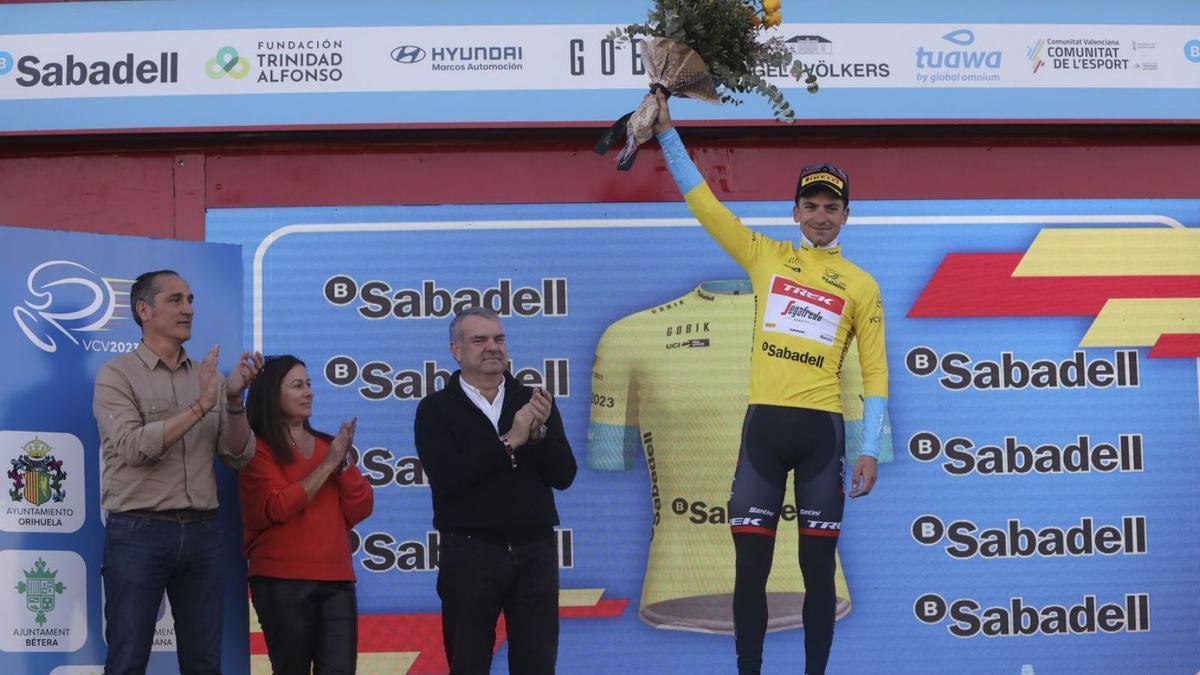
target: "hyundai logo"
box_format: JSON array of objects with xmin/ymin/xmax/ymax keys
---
[{"xmin": 391, "ymin": 45, "xmax": 426, "ymax": 64}]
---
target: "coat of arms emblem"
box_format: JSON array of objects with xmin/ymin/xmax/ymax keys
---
[
  {"xmin": 15, "ymin": 557, "xmax": 65, "ymax": 625},
  {"xmin": 8, "ymin": 437, "xmax": 67, "ymax": 506}
]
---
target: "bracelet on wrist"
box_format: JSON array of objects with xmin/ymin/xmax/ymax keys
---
[{"xmin": 499, "ymin": 434, "xmax": 517, "ymax": 468}]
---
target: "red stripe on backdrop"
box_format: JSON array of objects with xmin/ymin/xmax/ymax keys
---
[
  {"xmin": 908, "ymin": 253, "xmax": 1200, "ymax": 318},
  {"xmin": 1150, "ymin": 334, "xmax": 1200, "ymax": 358},
  {"xmin": 251, "ymin": 600, "xmax": 629, "ymax": 672}
]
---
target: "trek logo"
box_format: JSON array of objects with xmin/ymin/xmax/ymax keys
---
[
  {"xmin": 390, "ymin": 45, "xmax": 427, "ymax": 64},
  {"xmin": 762, "ymin": 276, "xmax": 845, "ymax": 346},
  {"xmin": 205, "ymin": 47, "xmax": 249, "ymax": 80},
  {"xmin": 780, "ymin": 282, "xmax": 838, "ymax": 307},
  {"xmin": 729, "ymin": 517, "xmax": 765, "ymax": 527},
  {"xmin": 805, "ymin": 520, "xmax": 841, "ymax": 531}
]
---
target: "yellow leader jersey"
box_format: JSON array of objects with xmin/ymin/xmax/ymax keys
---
[
  {"xmin": 684, "ymin": 183, "xmax": 888, "ymax": 412},
  {"xmin": 588, "ymin": 282, "xmax": 890, "ymax": 633}
]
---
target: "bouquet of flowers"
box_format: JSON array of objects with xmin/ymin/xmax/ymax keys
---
[{"xmin": 594, "ymin": 0, "xmax": 817, "ymax": 170}]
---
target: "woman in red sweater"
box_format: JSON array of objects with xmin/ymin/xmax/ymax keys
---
[{"xmin": 241, "ymin": 355, "xmax": 374, "ymax": 674}]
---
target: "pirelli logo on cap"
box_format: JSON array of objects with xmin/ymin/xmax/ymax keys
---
[{"xmin": 801, "ymin": 172, "xmax": 845, "ymax": 191}]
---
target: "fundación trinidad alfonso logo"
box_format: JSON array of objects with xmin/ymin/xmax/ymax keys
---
[
  {"xmin": 909, "ymin": 227, "xmax": 1200, "ymax": 358},
  {"xmin": 12, "ymin": 260, "xmax": 132, "ymax": 353},
  {"xmin": 206, "ymin": 46, "xmax": 250, "ymax": 79},
  {"xmin": 8, "ymin": 437, "xmax": 66, "ymax": 507},
  {"xmin": 15, "ymin": 558, "xmax": 65, "ymax": 626}
]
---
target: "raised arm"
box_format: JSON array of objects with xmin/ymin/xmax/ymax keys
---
[{"xmin": 653, "ymin": 90, "xmax": 761, "ymax": 269}]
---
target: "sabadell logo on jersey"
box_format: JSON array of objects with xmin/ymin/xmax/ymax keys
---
[{"xmin": 7, "ymin": 51, "xmax": 179, "ymax": 87}]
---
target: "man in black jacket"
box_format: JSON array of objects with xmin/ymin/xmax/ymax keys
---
[{"xmin": 414, "ymin": 306, "xmax": 577, "ymax": 675}]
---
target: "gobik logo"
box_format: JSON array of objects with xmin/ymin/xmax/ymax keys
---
[{"xmin": 206, "ymin": 46, "xmax": 250, "ymax": 79}]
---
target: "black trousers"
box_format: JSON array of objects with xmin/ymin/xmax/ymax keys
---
[
  {"xmin": 249, "ymin": 576, "xmax": 358, "ymax": 675},
  {"xmin": 437, "ymin": 530, "xmax": 560, "ymax": 675}
]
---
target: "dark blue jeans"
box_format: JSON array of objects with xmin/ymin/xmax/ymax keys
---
[
  {"xmin": 437, "ymin": 531, "xmax": 560, "ymax": 675},
  {"xmin": 102, "ymin": 513, "xmax": 225, "ymax": 675}
]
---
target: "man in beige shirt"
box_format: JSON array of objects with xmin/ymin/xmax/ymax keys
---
[{"xmin": 93, "ymin": 269, "xmax": 262, "ymax": 675}]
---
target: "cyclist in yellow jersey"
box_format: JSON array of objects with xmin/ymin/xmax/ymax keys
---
[{"xmin": 651, "ymin": 91, "xmax": 889, "ymax": 675}]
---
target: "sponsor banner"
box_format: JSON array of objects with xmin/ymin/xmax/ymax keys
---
[
  {"xmin": 209, "ymin": 198, "xmax": 1200, "ymax": 673},
  {"xmin": 0, "ymin": 431, "xmax": 84, "ymax": 533},
  {"xmin": 0, "ymin": 550, "xmax": 86, "ymax": 652},
  {"xmin": 0, "ymin": 22, "xmax": 1199, "ymax": 132},
  {"xmin": 0, "ymin": 226, "xmax": 249, "ymax": 672}
]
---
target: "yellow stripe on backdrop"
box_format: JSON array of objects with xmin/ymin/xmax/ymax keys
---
[
  {"xmin": 1081, "ymin": 298, "xmax": 1200, "ymax": 347},
  {"xmin": 1013, "ymin": 228, "xmax": 1200, "ymax": 277}
]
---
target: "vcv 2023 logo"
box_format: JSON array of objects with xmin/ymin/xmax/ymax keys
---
[{"xmin": 11, "ymin": 261, "xmax": 134, "ymax": 353}]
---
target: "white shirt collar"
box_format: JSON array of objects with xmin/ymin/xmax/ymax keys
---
[
  {"xmin": 460, "ymin": 377, "xmax": 505, "ymax": 432},
  {"xmin": 801, "ymin": 234, "xmax": 840, "ymax": 249}
]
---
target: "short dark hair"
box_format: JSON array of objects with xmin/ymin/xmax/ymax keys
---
[
  {"xmin": 449, "ymin": 306, "xmax": 501, "ymax": 342},
  {"xmin": 129, "ymin": 270, "xmax": 179, "ymax": 328},
  {"xmin": 245, "ymin": 355, "xmax": 332, "ymax": 465}
]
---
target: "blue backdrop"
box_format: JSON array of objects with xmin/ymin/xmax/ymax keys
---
[
  {"xmin": 209, "ymin": 197, "xmax": 1200, "ymax": 674},
  {"xmin": 0, "ymin": 225, "xmax": 250, "ymax": 674}
]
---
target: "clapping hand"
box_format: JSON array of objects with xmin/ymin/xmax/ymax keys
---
[
  {"xmin": 325, "ymin": 417, "xmax": 358, "ymax": 471},
  {"xmin": 198, "ymin": 346, "xmax": 222, "ymax": 411},
  {"xmin": 225, "ymin": 351, "xmax": 265, "ymax": 399},
  {"xmin": 511, "ymin": 389, "xmax": 552, "ymax": 447}
]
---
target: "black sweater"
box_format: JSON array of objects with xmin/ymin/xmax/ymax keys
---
[{"xmin": 414, "ymin": 370, "xmax": 576, "ymax": 535}]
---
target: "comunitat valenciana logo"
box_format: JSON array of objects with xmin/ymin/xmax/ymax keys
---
[
  {"xmin": 11, "ymin": 261, "xmax": 134, "ymax": 354},
  {"xmin": 205, "ymin": 46, "xmax": 250, "ymax": 79},
  {"xmin": 0, "ymin": 51, "xmax": 178, "ymax": 87}
]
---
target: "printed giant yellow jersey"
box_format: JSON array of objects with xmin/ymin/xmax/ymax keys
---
[{"xmin": 588, "ymin": 281, "xmax": 886, "ymax": 633}]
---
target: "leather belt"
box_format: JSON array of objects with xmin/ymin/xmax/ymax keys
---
[{"xmin": 116, "ymin": 508, "xmax": 218, "ymax": 524}]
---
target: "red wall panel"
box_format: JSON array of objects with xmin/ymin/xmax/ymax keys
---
[{"xmin": 0, "ymin": 126, "xmax": 1197, "ymax": 241}]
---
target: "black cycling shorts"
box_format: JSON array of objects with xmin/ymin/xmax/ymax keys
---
[{"xmin": 728, "ymin": 404, "xmax": 845, "ymax": 538}]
